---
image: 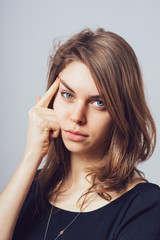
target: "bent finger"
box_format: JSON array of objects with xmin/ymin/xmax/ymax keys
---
[{"xmin": 49, "ymin": 129, "xmax": 60, "ymax": 139}]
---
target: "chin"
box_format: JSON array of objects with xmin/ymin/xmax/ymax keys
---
[{"xmin": 62, "ymin": 140, "xmax": 88, "ymax": 153}]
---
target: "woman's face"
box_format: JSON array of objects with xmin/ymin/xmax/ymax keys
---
[{"xmin": 53, "ymin": 61, "xmax": 112, "ymax": 156}]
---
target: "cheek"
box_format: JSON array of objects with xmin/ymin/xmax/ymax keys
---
[{"xmin": 92, "ymin": 115, "xmax": 113, "ymax": 137}]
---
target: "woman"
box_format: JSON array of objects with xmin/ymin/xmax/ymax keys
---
[{"xmin": 0, "ymin": 28, "xmax": 160, "ymax": 240}]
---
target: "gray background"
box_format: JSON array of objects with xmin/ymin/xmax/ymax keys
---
[{"xmin": 0, "ymin": 0, "xmax": 160, "ymax": 192}]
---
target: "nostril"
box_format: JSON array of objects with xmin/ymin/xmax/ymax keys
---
[
  {"xmin": 70, "ymin": 104, "xmax": 87, "ymax": 124},
  {"xmin": 70, "ymin": 115, "xmax": 86, "ymax": 125}
]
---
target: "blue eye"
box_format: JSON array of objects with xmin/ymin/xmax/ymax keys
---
[
  {"xmin": 93, "ymin": 100, "xmax": 104, "ymax": 107},
  {"xmin": 61, "ymin": 92, "xmax": 73, "ymax": 99}
]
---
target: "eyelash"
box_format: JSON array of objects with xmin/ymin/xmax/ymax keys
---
[
  {"xmin": 61, "ymin": 91, "xmax": 73, "ymax": 99},
  {"xmin": 93, "ymin": 100, "xmax": 104, "ymax": 107},
  {"xmin": 61, "ymin": 91, "xmax": 105, "ymax": 110}
]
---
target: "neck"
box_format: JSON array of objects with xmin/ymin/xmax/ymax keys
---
[{"xmin": 65, "ymin": 150, "xmax": 103, "ymax": 189}]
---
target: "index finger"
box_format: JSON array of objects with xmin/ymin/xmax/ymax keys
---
[{"xmin": 36, "ymin": 78, "xmax": 60, "ymax": 108}]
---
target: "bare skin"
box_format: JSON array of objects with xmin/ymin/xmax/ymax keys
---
[
  {"xmin": 49, "ymin": 169, "xmax": 144, "ymax": 212},
  {"xmin": 0, "ymin": 78, "xmax": 60, "ymax": 240},
  {"xmin": 49, "ymin": 62, "xmax": 145, "ymax": 212},
  {"xmin": 0, "ymin": 62, "xmax": 144, "ymax": 239}
]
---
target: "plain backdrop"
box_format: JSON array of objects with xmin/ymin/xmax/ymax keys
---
[{"xmin": 0, "ymin": 0, "xmax": 160, "ymax": 192}]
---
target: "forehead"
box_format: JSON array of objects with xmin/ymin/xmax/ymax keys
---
[{"xmin": 59, "ymin": 61, "xmax": 99, "ymax": 95}]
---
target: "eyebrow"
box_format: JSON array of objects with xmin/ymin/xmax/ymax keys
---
[
  {"xmin": 59, "ymin": 78, "xmax": 102, "ymax": 99},
  {"xmin": 60, "ymin": 78, "xmax": 75, "ymax": 93}
]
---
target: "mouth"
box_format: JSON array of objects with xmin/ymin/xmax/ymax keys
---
[{"xmin": 64, "ymin": 130, "xmax": 88, "ymax": 142}]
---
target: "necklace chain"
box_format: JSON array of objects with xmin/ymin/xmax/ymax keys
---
[{"xmin": 44, "ymin": 193, "xmax": 97, "ymax": 240}]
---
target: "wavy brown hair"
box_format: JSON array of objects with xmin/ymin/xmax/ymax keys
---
[{"xmin": 36, "ymin": 28, "xmax": 156, "ymax": 209}]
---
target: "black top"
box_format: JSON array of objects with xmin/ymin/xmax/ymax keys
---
[{"xmin": 12, "ymin": 178, "xmax": 160, "ymax": 240}]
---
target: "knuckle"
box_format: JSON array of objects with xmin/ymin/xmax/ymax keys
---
[
  {"xmin": 28, "ymin": 108, "xmax": 44, "ymax": 126},
  {"xmin": 53, "ymin": 129, "xmax": 60, "ymax": 138},
  {"xmin": 35, "ymin": 117, "xmax": 48, "ymax": 129},
  {"xmin": 28, "ymin": 106, "xmax": 60, "ymax": 133},
  {"xmin": 28, "ymin": 107, "xmax": 35, "ymax": 117},
  {"xmin": 28, "ymin": 107, "xmax": 38, "ymax": 119}
]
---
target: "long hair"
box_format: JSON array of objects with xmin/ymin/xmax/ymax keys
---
[{"xmin": 36, "ymin": 28, "xmax": 156, "ymax": 209}]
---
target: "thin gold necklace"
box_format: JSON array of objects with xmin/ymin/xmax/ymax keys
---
[{"xmin": 43, "ymin": 194, "xmax": 97, "ymax": 240}]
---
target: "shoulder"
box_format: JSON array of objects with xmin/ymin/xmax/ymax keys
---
[
  {"xmin": 18, "ymin": 171, "xmax": 40, "ymax": 216},
  {"xmin": 115, "ymin": 182, "xmax": 160, "ymax": 211},
  {"xmin": 114, "ymin": 183, "xmax": 160, "ymax": 240},
  {"xmin": 16, "ymin": 170, "xmax": 41, "ymax": 222},
  {"xmin": 130, "ymin": 182, "xmax": 160, "ymax": 205},
  {"xmin": 124, "ymin": 182, "xmax": 160, "ymax": 216},
  {"xmin": 12, "ymin": 171, "xmax": 41, "ymax": 239}
]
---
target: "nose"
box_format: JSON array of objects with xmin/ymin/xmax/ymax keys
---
[{"xmin": 70, "ymin": 102, "xmax": 87, "ymax": 125}]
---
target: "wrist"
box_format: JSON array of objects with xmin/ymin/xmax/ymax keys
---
[{"xmin": 22, "ymin": 149, "xmax": 44, "ymax": 168}]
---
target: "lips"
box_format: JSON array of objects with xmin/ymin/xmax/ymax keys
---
[
  {"xmin": 66, "ymin": 130, "xmax": 88, "ymax": 136},
  {"xmin": 64, "ymin": 130, "xmax": 88, "ymax": 142}
]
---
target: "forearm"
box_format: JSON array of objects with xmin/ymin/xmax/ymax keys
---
[
  {"xmin": 0, "ymin": 152, "xmax": 42, "ymax": 240},
  {"xmin": 0, "ymin": 79, "xmax": 60, "ymax": 240}
]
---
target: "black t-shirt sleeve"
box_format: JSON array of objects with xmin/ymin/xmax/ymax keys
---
[{"xmin": 115, "ymin": 187, "xmax": 160, "ymax": 240}]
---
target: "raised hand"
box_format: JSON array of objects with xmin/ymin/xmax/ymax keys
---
[
  {"xmin": 0, "ymin": 78, "xmax": 61, "ymax": 240},
  {"xmin": 25, "ymin": 78, "xmax": 60, "ymax": 160}
]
